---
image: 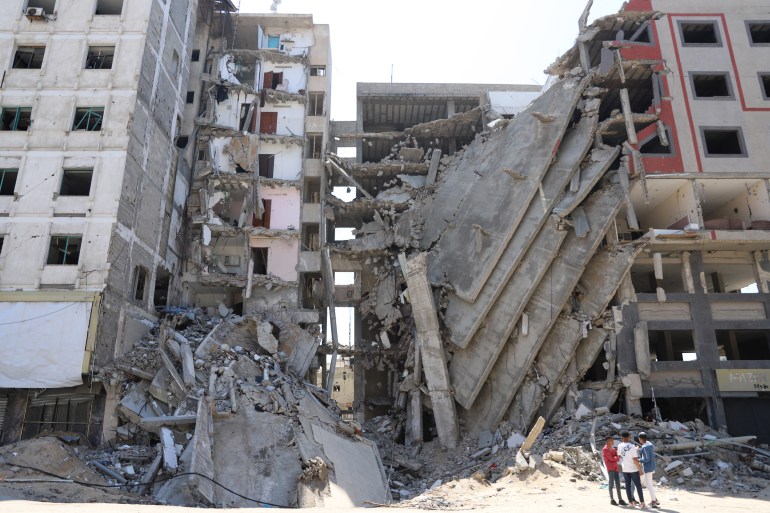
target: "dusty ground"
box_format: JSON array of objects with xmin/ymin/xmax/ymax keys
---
[{"xmin": 2, "ymin": 457, "xmax": 768, "ymax": 512}]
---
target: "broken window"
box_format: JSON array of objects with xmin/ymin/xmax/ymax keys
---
[
  {"xmin": 175, "ymin": 136, "xmax": 189, "ymax": 149},
  {"xmin": 239, "ymin": 103, "xmax": 256, "ymax": 132},
  {"xmin": 691, "ymin": 73, "xmax": 733, "ymax": 99},
  {"xmin": 72, "ymin": 107, "xmax": 104, "ymax": 131},
  {"xmin": 701, "ymin": 128, "xmax": 747, "ymax": 157},
  {"xmin": 304, "ymin": 179, "xmax": 321, "ymax": 203},
  {"xmin": 306, "ymin": 133, "xmax": 323, "ymax": 159},
  {"xmin": 85, "ymin": 46, "xmax": 114, "ymax": 69},
  {"xmin": 258, "ymin": 154, "xmax": 275, "ymax": 178},
  {"xmin": 760, "ymin": 73, "xmax": 770, "ymax": 100},
  {"xmin": 252, "ymin": 247, "xmax": 269, "ymax": 274},
  {"xmin": 717, "ymin": 330, "xmax": 770, "ymax": 361},
  {"xmin": 154, "ymin": 267, "xmax": 170, "ymax": 308},
  {"xmin": 133, "ymin": 266, "xmax": 148, "ymax": 301},
  {"xmin": 263, "ymin": 71, "xmax": 283, "ymax": 90},
  {"xmin": 259, "ymin": 112, "xmax": 278, "ymax": 134},
  {"xmin": 308, "ymin": 92, "xmax": 325, "ymax": 116},
  {"xmin": 267, "ymin": 35, "xmax": 280, "ymax": 49},
  {"xmin": 94, "ymin": 0, "xmax": 123, "ymax": 15},
  {"xmin": 1, "ymin": 107, "xmax": 32, "ymax": 131},
  {"xmin": 191, "ymin": 49, "xmax": 200, "ymax": 62},
  {"xmin": 253, "ymin": 199, "xmax": 272, "ymax": 228},
  {"xmin": 59, "ymin": 169, "xmax": 92, "ymax": 196},
  {"xmin": 47, "ymin": 235, "xmax": 81, "ymax": 265},
  {"xmin": 0, "ymin": 169, "xmax": 18, "ymax": 195},
  {"xmin": 679, "ymin": 21, "xmax": 721, "ymax": 46},
  {"xmin": 310, "ymin": 65, "xmax": 326, "ymax": 77},
  {"xmin": 627, "ymin": 23, "xmax": 652, "ymax": 44},
  {"xmin": 13, "ymin": 46, "xmax": 45, "ymax": 69},
  {"xmin": 648, "ymin": 330, "xmax": 697, "ymax": 362},
  {"xmin": 747, "ymin": 21, "xmax": 770, "ymax": 45},
  {"xmin": 303, "ymin": 224, "xmax": 320, "ymax": 251},
  {"xmin": 186, "ymin": 91, "xmax": 195, "ymax": 104}
]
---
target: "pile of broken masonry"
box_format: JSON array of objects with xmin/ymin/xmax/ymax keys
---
[
  {"xmin": 82, "ymin": 311, "xmax": 392, "ymax": 508},
  {"xmin": 365, "ymin": 407, "xmax": 770, "ymax": 502}
]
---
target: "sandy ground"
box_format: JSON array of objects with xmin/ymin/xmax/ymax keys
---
[{"xmin": 2, "ymin": 460, "xmax": 769, "ymax": 513}]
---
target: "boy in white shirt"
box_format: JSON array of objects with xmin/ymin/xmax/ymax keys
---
[{"xmin": 617, "ymin": 431, "xmax": 646, "ymax": 508}]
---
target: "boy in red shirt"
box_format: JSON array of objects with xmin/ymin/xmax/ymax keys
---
[{"xmin": 602, "ymin": 436, "xmax": 627, "ymax": 506}]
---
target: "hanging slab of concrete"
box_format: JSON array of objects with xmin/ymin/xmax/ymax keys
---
[
  {"xmin": 449, "ymin": 216, "xmax": 568, "ymax": 409},
  {"xmin": 278, "ymin": 324, "xmax": 318, "ymax": 378},
  {"xmin": 464, "ymin": 183, "xmax": 625, "ymax": 433},
  {"xmin": 402, "ymin": 252, "xmax": 459, "ymax": 449},
  {"xmin": 310, "ymin": 423, "xmax": 390, "ymax": 507},
  {"xmin": 506, "ymin": 245, "xmax": 640, "ymax": 432},
  {"xmin": 538, "ymin": 328, "xmax": 612, "ymax": 423},
  {"xmin": 444, "ymin": 114, "xmax": 597, "ymax": 350},
  {"xmin": 554, "ymin": 146, "xmax": 621, "ymax": 218},
  {"xmin": 211, "ymin": 402, "xmax": 301, "ymax": 508},
  {"xmin": 426, "ymin": 77, "xmax": 589, "ymax": 301}
]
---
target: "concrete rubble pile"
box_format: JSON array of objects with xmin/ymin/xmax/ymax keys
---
[
  {"xmin": 362, "ymin": 407, "xmax": 770, "ymax": 502},
  {"xmin": 90, "ymin": 311, "xmax": 390, "ymax": 508},
  {"xmin": 326, "ymin": 3, "xmax": 664, "ymax": 454}
]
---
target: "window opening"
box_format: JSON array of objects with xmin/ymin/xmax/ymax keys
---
[
  {"xmin": 640, "ymin": 130, "xmax": 673, "ymax": 155},
  {"xmin": 252, "ymin": 247, "xmax": 269, "ymax": 274},
  {"xmin": 310, "ymin": 66, "xmax": 326, "ymax": 77},
  {"xmin": 253, "ymin": 199, "xmax": 272, "ymax": 228},
  {"xmin": 306, "ymin": 133, "xmax": 323, "ymax": 159},
  {"xmin": 263, "ymin": 71, "xmax": 283, "ymax": 89},
  {"xmin": 258, "ymin": 154, "xmax": 275, "ymax": 178},
  {"xmin": 0, "ymin": 169, "xmax": 19, "ymax": 195},
  {"xmin": 747, "ymin": 22, "xmax": 770, "ymax": 45},
  {"xmin": 267, "ymin": 35, "xmax": 280, "ymax": 49},
  {"xmin": 692, "ymin": 73, "xmax": 732, "ymax": 98},
  {"xmin": 186, "ymin": 91, "xmax": 195, "ymax": 104},
  {"xmin": 95, "ymin": 0, "xmax": 123, "ymax": 15},
  {"xmin": 239, "ymin": 103, "xmax": 256, "ymax": 132},
  {"xmin": 680, "ymin": 21, "xmax": 721, "ymax": 45},
  {"xmin": 1, "ymin": 108, "xmax": 32, "ymax": 131},
  {"xmin": 191, "ymin": 49, "xmax": 200, "ymax": 62},
  {"xmin": 85, "ymin": 46, "xmax": 114, "ymax": 69},
  {"xmin": 175, "ymin": 136, "xmax": 189, "ymax": 149},
  {"xmin": 72, "ymin": 107, "xmax": 104, "ymax": 131},
  {"xmin": 13, "ymin": 46, "xmax": 45, "ymax": 69},
  {"xmin": 59, "ymin": 169, "xmax": 92, "ymax": 196},
  {"xmin": 133, "ymin": 266, "xmax": 148, "ymax": 301},
  {"xmin": 648, "ymin": 330, "xmax": 697, "ymax": 362},
  {"xmin": 308, "ymin": 92, "xmax": 324, "ymax": 116},
  {"xmin": 154, "ymin": 267, "xmax": 170, "ymax": 308},
  {"xmin": 702, "ymin": 128, "xmax": 746, "ymax": 156},
  {"xmin": 717, "ymin": 330, "xmax": 770, "ymax": 361},
  {"xmin": 47, "ymin": 235, "xmax": 81, "ymax": 265},
  {"xmin": 259, "ymin": 112, "xmax": 278, "ymax": 134},
  {"xmin": 760, "ymin": 74, "xmax": 770, "ymax": 99}
]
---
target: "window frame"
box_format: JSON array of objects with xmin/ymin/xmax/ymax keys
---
[
  {"xmin": 308, "ymin": 91, "xmax": 325, "ymax": 117},
  {"xmin": 0, "ymin": 107, "xmax": 33, "ymax": 131},
  {"xmin": 746, "ymin": 20, "xmax": 770, "ymax": 47},
  {"xmin": 759, "ymin": 72, "xmax": 770, "ymax": 100},
  {"xmin": 266, "ymin": 35, "xmax": 281, "ymax": 49},
  {"xmin": 310, "ymin": 65, "xmax": 327, "ymax": 77},
  {"xmin": 59, "ymin": 168, "xmax": 93, "ymax": 196},
  {"xmin": 678, "ymin": 20, "xmax": 723, "ymax": 47},
  {"xmin": 13, "ymin": 46, "xmax": 46, "ymax": 69},
  {"xmin": 700, "ymin": 126, "xmax": 749, "ymax": 158},
  {"xmin": 306, "ymin": 133, "xmax": 324, "ymax": 160},
  {"xmin": 94, "ymin": 0, "xmax": 123, "ymax": 16},
  {"xmin": 689, "ymin": 71, "xmax": 735, "ymax": 100},
  {"xmin": 46, "ymin": 235, "xmax": 82, "ymax": 266},
  {"xmin": 72, "ymin": 107, "xmax": 104, "ymax": 132},
  {"xmin": 0, "ymin": 169, "xmax": 19, "ymax": 195},
  {"xmin": 85, "ymin": 45, "xmax": 115, "ymax": 70}
]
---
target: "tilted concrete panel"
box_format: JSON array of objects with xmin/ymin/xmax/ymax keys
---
[{"xmin": 425, "ymin": 77, "xmax": 589, "ymax": 300}]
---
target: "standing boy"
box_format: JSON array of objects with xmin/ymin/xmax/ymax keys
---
[
  {"xmin": 602, "ymin": 436, "xmax": 627, "ymax": 506},
  {"xmin": 638, "ymin": 432, "xmax": 659, "ymax": 508},
  {"xmin": 617, "ymin": 431, "xmax": 645, "ymax": 508}
]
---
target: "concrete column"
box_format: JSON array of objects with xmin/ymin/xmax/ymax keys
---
[
  {"xmin": 355, "ymin": 99, "xmax": 364, "ymax": 164},
  {"xmin": 353, "ymin": 308, "xmax": 366, "ymax": 425},
  {"xmin": 446, "ymin": 100, "xmax": 457, "ymax": 155},
  {"xmin": 753, "ymin": 251, "xmax": 770, "ymax": 293},
  {"xmin": 101, "ymin": 382, "xmax": 121, "ymax": 443}
]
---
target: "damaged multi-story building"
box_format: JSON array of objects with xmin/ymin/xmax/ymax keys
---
[
  {"xmin": 322, "ymin": 0, "xmax": 770, "ymax": 446},
  {"xmin": 0, "ymin": 0, "xmax": 220, "ymax": 443},
  {"xmin": 181, "ymin": 11, "xmax": 331, "ymax": 327}
]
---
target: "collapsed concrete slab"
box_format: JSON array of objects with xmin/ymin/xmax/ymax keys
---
[
  {"xmin": 464, "ymin": 182, "xmax": 625, "ymax": 433},
  {"xmin": 422, "ymin": 76, "xmax": 588, "ymax": 299}
]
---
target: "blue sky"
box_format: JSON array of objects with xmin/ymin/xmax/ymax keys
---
[{"xmin": 239, "ymin": 0, "xmax": 628, "ymax": 120}]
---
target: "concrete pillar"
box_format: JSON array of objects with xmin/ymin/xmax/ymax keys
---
[
  {"xmin": 353, "ymin": 308, "xmax": 366, "ymax": 425},
  {"xmin": 0, "ymin": 392, "xmax": 27, "ymax": 445},
  {"xmin": 446, "ymin": 100, "xmax": 457, "ymax": 155},
  {"xmin": 101, "ymin": 382, "xmax": 121, "ymax": 443},
  {"xmin": 355, "ymin": 99, "xmax": 364, "ymax": 164}
]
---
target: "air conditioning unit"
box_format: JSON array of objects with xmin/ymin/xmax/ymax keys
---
[
  {"xmin": 223, "ymin": 255, "xmax": 241, "ymax": 266},
  {"xmin": 25, "ymin": 7, "xmax": 47, "ymax": 20}
]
